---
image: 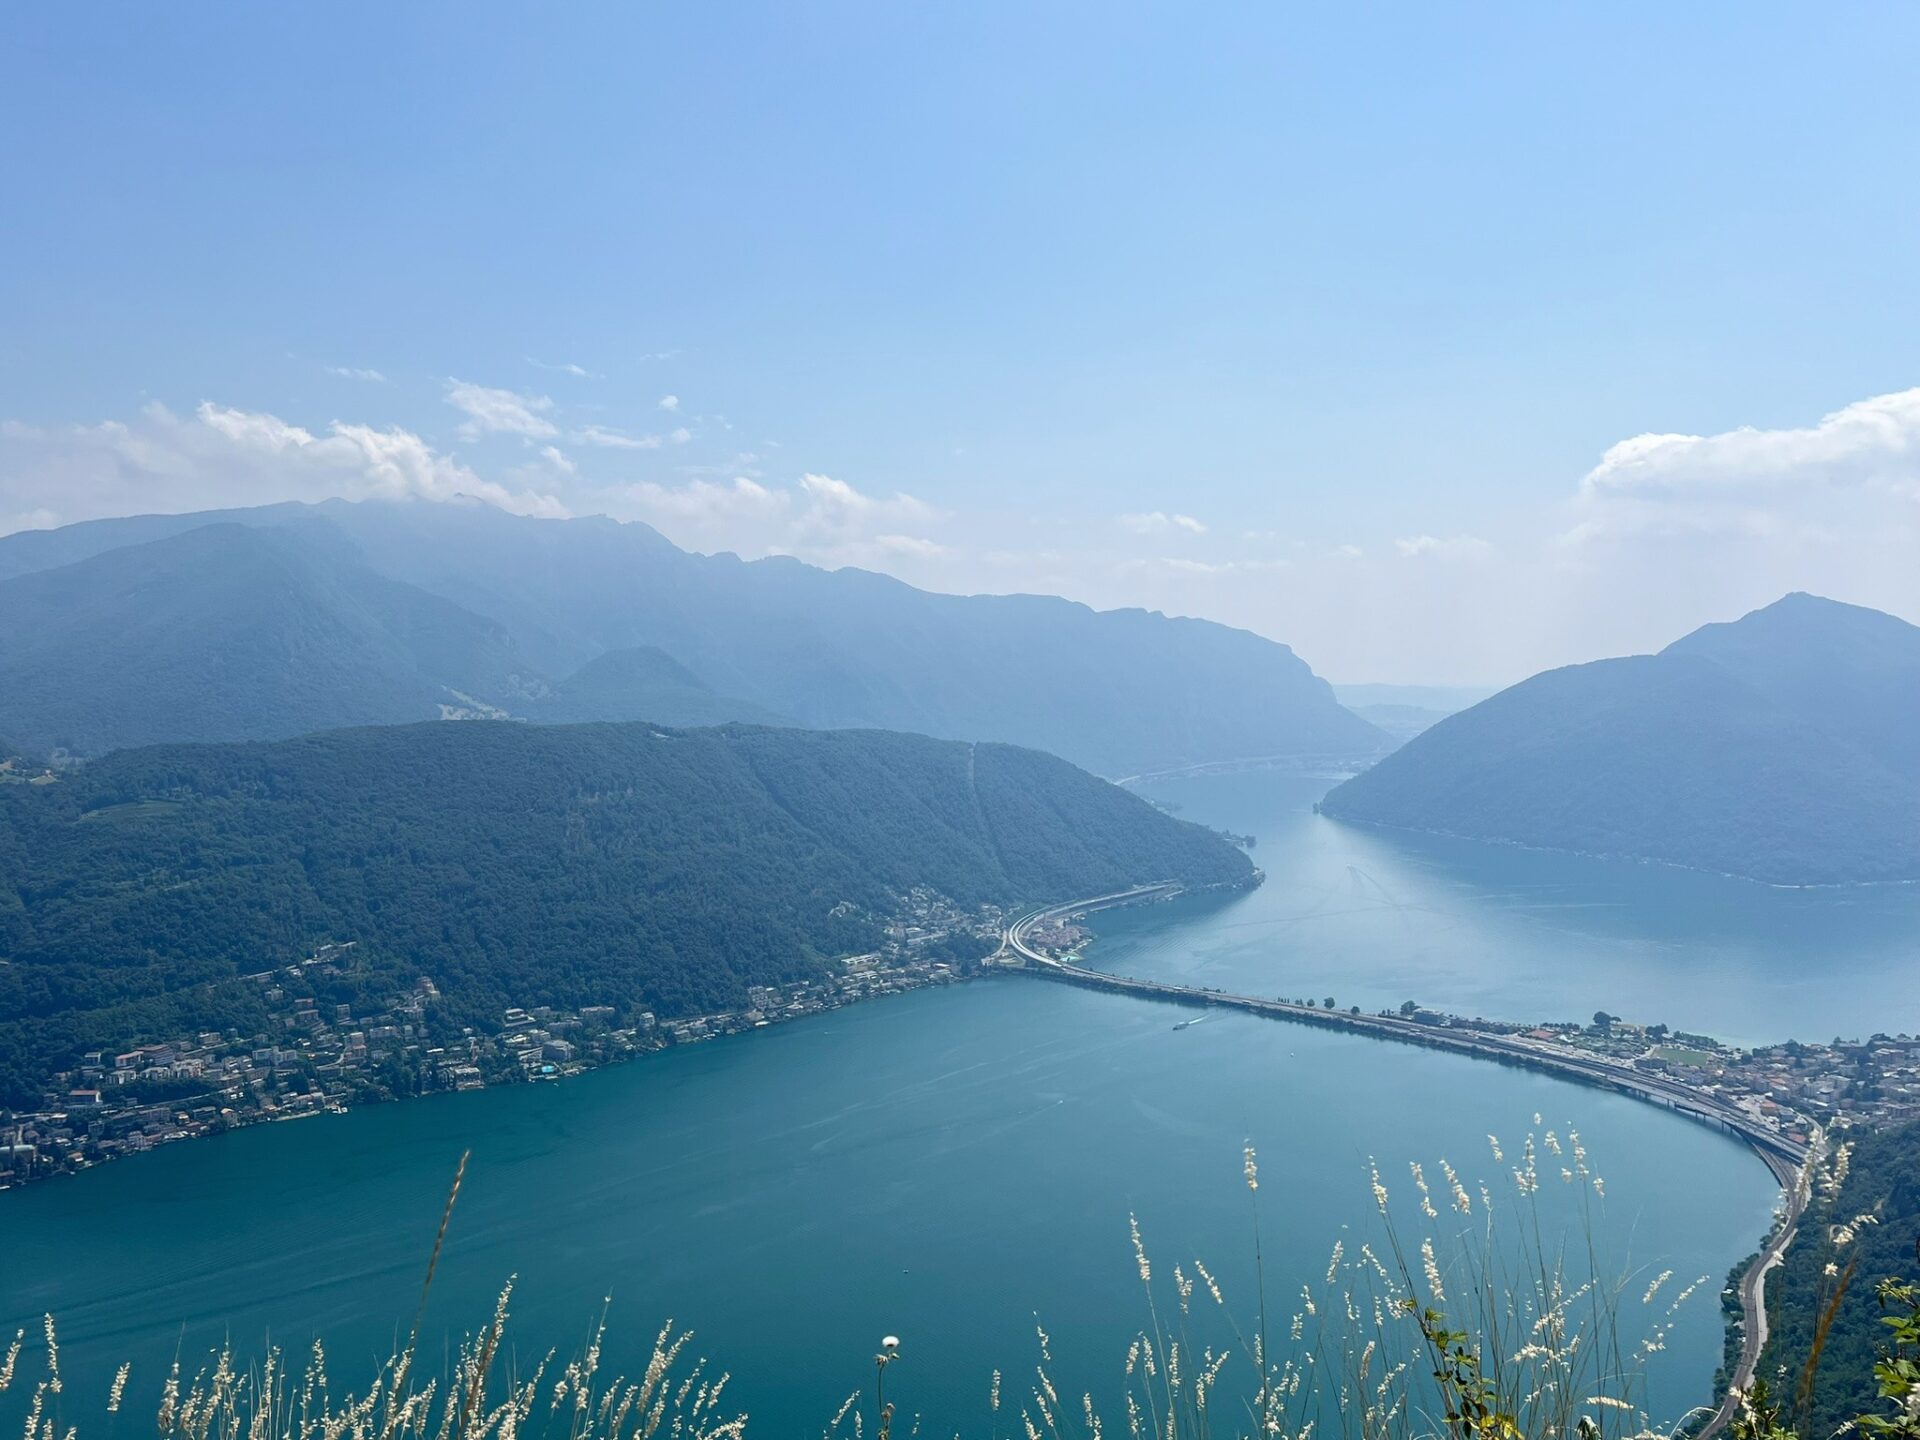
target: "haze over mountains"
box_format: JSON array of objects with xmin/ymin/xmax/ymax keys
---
[
  {"xmin": 0, "ymin": 500, "xmax": 1386, "ymax": 775},
  {"xmin": 1321, "ymin": 594, "xmax": 1920, "ymax": 885},
  {"xmin": 1331, "ymin": 683, "xmax": 1497, "ymax": 742}
]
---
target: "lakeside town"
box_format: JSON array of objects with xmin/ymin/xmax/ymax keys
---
[
  {"xmin": 0, "ymin": 888, "xmax": 1008, "ymax": 1190},
  {"xmin": 9, "ymin": 890, "xmax": 1920, "ymax": 1192}
]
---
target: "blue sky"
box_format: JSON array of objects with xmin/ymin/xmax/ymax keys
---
[{"xmin": 4, "ymin": 4, "xmax": 1919, "ymax": 682}]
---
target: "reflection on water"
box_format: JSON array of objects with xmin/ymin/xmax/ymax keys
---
[{"xmin": 1098, "ymin": 771, "xmax": 1920, "ymax": 1045}]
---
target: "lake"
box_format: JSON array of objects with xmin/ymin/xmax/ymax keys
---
[
  {"xmin": 1109, "ymin": 771, "xmax": 1920, "ymax": 1047},
  {"xmin": 10, "ymin": 769, "xmax": 1895, "ymax": 1435}
]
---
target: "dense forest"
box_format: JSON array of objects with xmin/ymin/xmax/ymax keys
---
[
  {"xmin": 0, "ymin": 720, "xmax": 1254, "ymax": 1106},
  {"xmin": 1762, "ymin": 1118, "xmax": 1920, "ymax": 1435}
]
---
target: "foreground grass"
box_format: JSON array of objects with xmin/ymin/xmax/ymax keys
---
[{"xmin": 5, "ymin": 1127, "xmax": 1914, "ymax": 1440}]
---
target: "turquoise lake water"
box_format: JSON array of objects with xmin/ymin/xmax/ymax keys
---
[
  {"xmin": 1109, "ymin": 771, "xmax": 1920, "ymax": 1047},
  {"xmin": 10, "ymin": 769, "xmax": 1899, "ymax": 1434}
]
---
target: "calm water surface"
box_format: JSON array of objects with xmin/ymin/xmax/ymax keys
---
[
  {"xmin": 1105, "ymin": 772, "xmax": 1920, "ymax": 1046},
  {"xmin": 2, "ymin": 771, "xmax": 1851, "ymax": 1433}
]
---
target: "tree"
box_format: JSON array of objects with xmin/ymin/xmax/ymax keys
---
[
  {"xmin": 1592, "ymin": 1011, "xmax": 1614, "ymax": 1031},
  {"xmin": 1400, "ymin": 1000, "xmax": 1419, "ymax": 1016},
  {"xmin": 1322, "ymin": 997, "xmax": 1335, "ymax": 1010}
]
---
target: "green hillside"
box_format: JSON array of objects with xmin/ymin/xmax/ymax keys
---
[
  {"xmin": 0, "ymin": 720, "xmax": 1254, "ymax": 1105},
  {"xmin": 1762, "ymin": 1117, "xmax": 1920, "ymax": 1436}
]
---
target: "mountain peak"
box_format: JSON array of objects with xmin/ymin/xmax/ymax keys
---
[
  {"xmin": 1322, "ymin": 594, "xmax": 1920, "ymax": 885},
  {"xmin": 1665, "ymin": 591, "xmax": 1919, "ymax": 663}
]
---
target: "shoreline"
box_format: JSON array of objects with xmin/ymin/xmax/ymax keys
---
[
  {"xmin": 6, "ymin": 881, "xmax": 1836, "ymax": 1433},
  {"xmin": 1004, "ymin": 891, "xmax": 1810, "ymax": 1171},
  {"xmin": 1313, "ymin": 808, "xmax": 1920, "ymax": 892},
  {"xmin": 1005, "ymin": 885, "xmax": 1826, "ymax": 1436},
  {"xmin": 0, "ymin": 954, "xmax": 979, "ymax": 1193}
]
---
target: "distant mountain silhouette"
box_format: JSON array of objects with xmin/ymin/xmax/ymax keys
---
[
  {"xmin": 0, "ymin": 500, "xmax": 1386, "ymax": 772},
  {"xmin": 0, "ymin": 523, "xmax": 542, "ymax": 756},
  {"xmin": 527, "ymin": 646, "xmax": 788, "ymax": 728},
  {"xmin": 1320, "ymin": 594, "xmax": 1920, "ymax": 884}
]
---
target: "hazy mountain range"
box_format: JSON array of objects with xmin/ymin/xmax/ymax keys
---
[
  {"xmin": 1331, "ymin": 683, "xmax": 1498, "ymax": 742},
  {"xmin": 1320, "ymin": 594, "xmax": 1920, "ymax": 885},
  {"xmin": 0, "ymin": 499, "xmax": 1387, "ymax": 775}
]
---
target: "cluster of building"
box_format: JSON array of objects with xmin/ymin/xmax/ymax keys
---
[
  {"xmin": 1444, "ymin": 1014, "xmax": 1920, "ymax": 1145},
  {"xmin": 1621, "ymin": 1026, "xmax": 1920, "ymax": 1135},
  {"xmin": 0, "ymin": 890, "xmax": 1007, "ymax": 1190}
]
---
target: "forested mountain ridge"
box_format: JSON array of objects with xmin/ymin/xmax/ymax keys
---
[
  {"xmin": 1762, "ymin": 1116, "xmax": 1920, "ymax": 1437},
  {"xmin": 0, "ymin": 500, "xmax": 1387, "ymax": 775},
  {"xmin": 0, "ymin": 720, "xmax": 1256, "ymax": 1105},
  {"xmin": 1319, "ymin": 594, "xmax": 1920, "ymax": 885}
]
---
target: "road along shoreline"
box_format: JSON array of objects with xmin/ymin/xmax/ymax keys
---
[{"xmin": 997, "ymin": 885, "xmax": 1813, "ymax": 1436}]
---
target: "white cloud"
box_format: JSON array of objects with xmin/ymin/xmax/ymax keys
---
[
  {"xmin": 323, "ymin": 365, "xmax": 386, "ymax": 382},
  {"xmin": 659, "ymin": 394, "xmax": 680, "ymax": 412},
  {"xmin": 539, "ymin": 445, "xmax": 576, "ymax": 475},
  {"xmin": 0, "ymin": 506, "xmax": 60, "ymax": 533},
  {"xmin": 1581, "ymin": 387, "xmax": 1920, "ymax": 502},
  {"xmin": 669, "ymin": 426, "xmax": 693, "ymax": 444},
  {"xmin": 1123, "ymin": 556, "xmax": 1289, "ymax": 578},
  {"xmin": 982, "ymin": 547, "xmax": 1064, "ymax": 568},
  {"xmin": 795, "ymin": 472, "xmax": 942, "ymax": 533},
  {"xmin": 1119, "ymin": 511, "xmax": 1208, "ymax": 535},
  {"xmin": 0, "ymin": 400, "xmax": 568, "ymax": 533},
  {"xmin": 1394, "ymin": 534, "xmax": 1491, "ymax": 560},
  {"xmin": 444, "ymin": 379, "xmax": 558, "ymax": 440},
  {"xmin": 873, "ymin": 533, "xmax": 946, "ymax": 558},
  {"xmin": 617, "ymin": 470, "xmax": 945, "ymax": 570},
  {"xmin": 199, "ymin": 404, "xmax": 316, "ymax": 453},
  {"xmin": 573, "ymin": 424, "xmax": 663, "ymax": 450},
  {"xmin": 1567, "ymin": 386, "xmax": 1920, "ymax": 549},
  {"xmin": 624, "ymin": 476, "xmax": 786, "ymax": 526},
  {"xmin": 527, "ymin": 357, "xmax": 599, "ymax": 379}
]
